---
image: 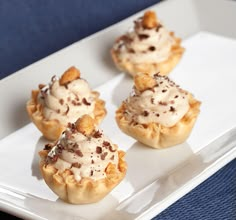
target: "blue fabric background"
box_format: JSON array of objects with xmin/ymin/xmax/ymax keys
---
[{"xmin": 0, "ymin": 1, "xmax": 235, "ymax": 219}]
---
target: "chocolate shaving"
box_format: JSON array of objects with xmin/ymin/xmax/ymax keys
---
[
  {"xmin": 138, "ymin": 34, "xmax": 149, "ymax": 40},
  {"xmin": 82, "ymin": 98, "xmax": 91, "ymax": 106},
  {"xmin": 90, "ymin": 170, "xmax": 94, "ymax": 176},
  {"xmin": 110, "ymin": 155, "xmax": 115, "ymax": 160},
  {"xmin": 109, "ymin": 145, "xmax": 116, "ymax": 152},
  {"xmin": 59, "ymin": 99, "xmax": 64, "ymax": 105},
  {"xmin": 156, "ymin": 113, "xmax": 160, "ymax": 117},
  {"xmin": 64, "ymin": 105, "xmax": 70, "ymax": 115},
  {"xmin": 72, "ymin": 162, "xmax": 81, "ymax": 168},
  {"xmin": 101, "ymin": 152, "xmax": 108, "ymax": 160},
  {"xmin": 159, "ymin": 101, "xmax": 167, "ymax": 106},
  {"xmin": 170, "ymin": 106, "xmax": 175, "ymax": 112},
  {"xmin": 142, "ymin": 110, "xmax": 149, "ymax": 117},
  {"xmin": 96, "ymin": 146, "xmax": 102, "ymax": 154},
  {"xmin": 103, "ymin": 141, "xmax": 111, "ymax": 148},
  {"xmin": 51, "ymin": 75, "xmax": 57, "ymax": 82},
  {"xmin": 151, "ymin": 98, "xmax": 155, "ymax": 104},
  {"xmin": 162, "ymin": 89, "xmax": 167, "ymax": 93},
  {"xmin": 75, "ymin": 149, "xmax": 83, "ymax": 157},
  {"xmin": 156, "ymin": 24, "xmax": 162, "ymax": 32},
  {"xmin": 44, "ymin": 144, "xmax": 53, "ymax": 150},
  {"xmin": 153, "ymin": 72, "xmax": 160, "ymax": 77},
  {"xmin": 56, "ymin": 109, "xmax": 60, "ymax": 114},
  {"xmin": 149, "ymin": 46, "xmax": 156, "ymax": 51},
  {"xmin": 91, "ymin": 159, "xmax": 94, "ymax": 164},
  {"xmin": 174, "ymin": 95, "xmax": 179, "ymax": 99},
  {"xmin": 93, "ymin": 130, "xmax": 102, "ymax": 138}
]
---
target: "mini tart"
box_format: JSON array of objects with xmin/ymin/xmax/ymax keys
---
[
  {"xmin": 111, "ymin": 11, "xmax": 184, "ymax": 76},
  {"xmin": 26, "ymin": 67, "xmax": 106, "ymax": 141},
  {"xmin": 39, "ymin": 115, "xmax": 127, "ymax": 204},
  {"xmin": 116, "ymin": 73, "xmax": 201, "ymax": 148}
]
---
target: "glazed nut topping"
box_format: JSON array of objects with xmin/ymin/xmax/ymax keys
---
[
  {"xmin": 75, "ymin": 114, "xmax": 95, "ymax": 136},
  {"xmin": 142, "ymin": 11, "xmax": 158, "ymax": 29},
  {"xmin": 59, "ymin": 66, "xmax": 81, "ymax": 85},
  {"xmin": 134, "ymin": 73, "xmax": 156, "ymax": 92}
]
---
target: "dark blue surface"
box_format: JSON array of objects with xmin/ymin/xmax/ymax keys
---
[{"xmin": 0, "ymin": 1, "xmax": 235, "ymax": 219}]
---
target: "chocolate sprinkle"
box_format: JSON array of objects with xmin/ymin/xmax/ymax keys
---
[
  {"xmin": 162, "ymin": 89, "xmax": 167, "ymax": 93},
  {"xmin": 156, "ymin": 113, "xmax": 160, "ymax": 117},
  {"xmin": 91, "ymin": 160, "xmax": 94, "ymax": 164},
  {"xmin": 90, "ymin": 170, "xmax": 94, "ymax": 176},
  {"xmin": 110, "ymin": 155, "xmax": 115, "ymax": 160},
  {"xmin": 174, "ymin": 95, "xmax": 179, "ymax": 99}
]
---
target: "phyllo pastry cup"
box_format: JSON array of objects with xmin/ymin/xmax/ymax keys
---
[
  {"xmin": 116, "ymin": 73, "xmax": 201, "ymax": 148},
  {"xmin": 111, "ymin": 11, "xmax": 184, "ymax": 76},
  {"xmin": 39, "ymin": 115, "xmax": 127, "ymax": 204},
  {"xmin": 26, "ymin": 66, "xmax": 106, "ymax": 141}
]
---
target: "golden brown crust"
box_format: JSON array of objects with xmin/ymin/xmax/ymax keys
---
[
  {"xmin": 39, "ymin": 150, "xmax": 127, "ymax": 204},
  {"xmin": 111, "ymin": 35, "xmax": 185, "ymax": 77},
  {"xmin": 116, "ymin": 94, "xmax": 201, "ymax": 148}
]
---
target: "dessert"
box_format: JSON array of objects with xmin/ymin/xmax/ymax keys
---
[
  {"xmin": 111, "ymin": 11, "xmax": 184, "ymax": 76},
  {"xmin": 26, "ymin": 66, "xmax": 106, "ymax": 141},
  {"xmin": 39, "ymin": 115, "xmax": 127, "ymax": 204},
  {"xmin": 116, "ymin": 73, "xmax": 201, "ymax": 148}
]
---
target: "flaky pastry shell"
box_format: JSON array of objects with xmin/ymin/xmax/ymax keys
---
[
  {"xmin": 116, "ymin": 94, "xmax": 201, "ymax": 148},
  {"xmin": 39, "ymin": 150, "xmax": 127, "ymax": 204},
  {"xmin": 26, "ymin": 90, "xmax": 106, "ymax": 141},
  {"xmin": 111, "ymin": 34, "xmax": 184, "ymax": 77}
]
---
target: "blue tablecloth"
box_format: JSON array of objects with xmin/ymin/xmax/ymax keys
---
[{"xmin": 0, "ymin": 1, "xmax": 235, "ymax": 219}]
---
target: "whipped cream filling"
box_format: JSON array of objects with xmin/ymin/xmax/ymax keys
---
[
  {"xmin": 46, "ymin": 128, "xmax": 119, "ymax": 181},
  {"xmin": 38, "ymin": 77, "xmax": 96, "ymax": 125},
  {"xmin": 114, "ymin": 19, "xmax": 175, "ymax": 63},
  {"xmin": 124, "ymin": 75, "xmax": 190, "ymax": 127}
]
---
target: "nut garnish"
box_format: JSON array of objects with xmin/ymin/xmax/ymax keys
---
[
  {"xmin": 75, "ymin": 114, "xmax": 95, "ymax": 136},
  {"xmin": 59, "ymin": 66, "xmax": 81, "ymax": 85},
  {"xmin": 142, "ymin": 11, "xmax": 158, "ymax": 29},
  {"xmin": 134, "ymin": 73, "xmax": 156, "ymax": 92}
]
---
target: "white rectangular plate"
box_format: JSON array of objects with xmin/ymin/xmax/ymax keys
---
[{"xmin": 0, "ymin": 0, "xmax": 236, "ymax": 219}]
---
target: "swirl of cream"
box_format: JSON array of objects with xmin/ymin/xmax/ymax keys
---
[
  {"xmin": 47, "ymin": 129, "xmax": 119, "ymax": 181},
  {"xmin": 38, "ymin": 78, "xmax": 96, "ymax": 125},
  {"xmin": 124, "ymin": 75, "xmax": 190, "ymax": 127},
  {"xmin": 114, "ymin": 18, "xmax": 175, "ymax": 63}
]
